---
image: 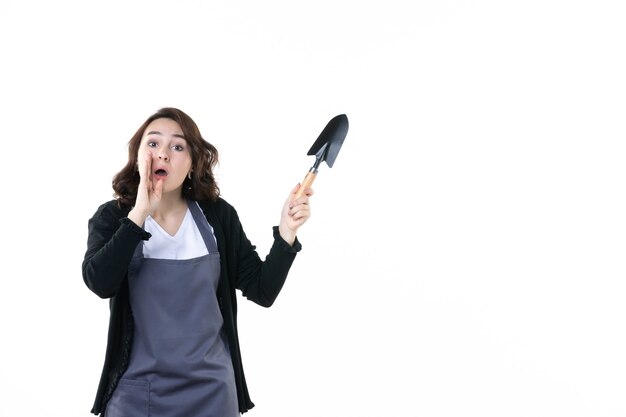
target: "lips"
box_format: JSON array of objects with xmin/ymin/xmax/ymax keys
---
[{"xmin": 153, "ymin": 168, "xmax": 169, "ymax": 178}]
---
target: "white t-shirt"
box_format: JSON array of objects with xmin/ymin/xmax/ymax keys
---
[{"xmin": 142, "ymin": 204, "xmax": 215, "ymax": 260}]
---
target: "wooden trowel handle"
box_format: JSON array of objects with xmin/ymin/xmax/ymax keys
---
[{"xmin": 294, "ymin": 171, "xmax": 316, "ymax": 200}]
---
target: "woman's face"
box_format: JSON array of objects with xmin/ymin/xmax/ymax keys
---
[{"xmin": 137, "ymin": 117, "xmax": 193, "ymax": 195}]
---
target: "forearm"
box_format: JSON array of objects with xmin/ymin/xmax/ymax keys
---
[
  {"xmin": 82, "ymin": 217, "xmax": 149, "ymax": 298},
  {"xmin": 239, "ymin": 226, "xmax": 301, "ymax": 307},
  {"xmin": 127, "ymin": 206, "xmax": 150, "ymax": 228},
  {"xmin": 278, "ymin": 223, "xmax": 297, "ymax": 246}
]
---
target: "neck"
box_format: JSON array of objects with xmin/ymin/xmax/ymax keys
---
[{"xmin": 152, "ymin": 191, "xmax": 187, "ymax": 220}]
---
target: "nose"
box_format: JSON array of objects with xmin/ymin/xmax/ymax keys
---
[{"xmin": 158, "ymin": 151, "xmax": 169, "ymax": 162}]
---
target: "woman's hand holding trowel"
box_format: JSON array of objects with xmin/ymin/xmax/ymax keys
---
[{"xmin": 279, "ymin": 183, "xmax": 314, "ymax": 245}]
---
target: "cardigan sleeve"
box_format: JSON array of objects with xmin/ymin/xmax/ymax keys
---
[
  {"xmin": 232, "ymin": 212, "xmax": 302, "ymax": 308},
  {"xmin": 82, "ymin": 200, "xmax": 151, "ymax": 299}
]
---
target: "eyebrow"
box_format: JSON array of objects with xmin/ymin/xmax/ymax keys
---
[{"xmin": 146, "ymin": 130, "xmax": 186, "ymax": 139}]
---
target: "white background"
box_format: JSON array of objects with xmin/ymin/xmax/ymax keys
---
[{"xmin": 1, "ymin": 1, "xmax": 625, "ymax": 416}]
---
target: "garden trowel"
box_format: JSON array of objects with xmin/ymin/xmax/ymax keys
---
[{"xmin": 294, "ymin": 114, "xmax": 349, "ymax": 199}]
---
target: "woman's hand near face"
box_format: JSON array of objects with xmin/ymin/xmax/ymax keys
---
[
  {"xmin": 278, "ymin": 183, "xmax": 314, "ymax": 246},
  {"xmin": 128, "ymin": 151, "xmax": 164, "ymax": 227}
]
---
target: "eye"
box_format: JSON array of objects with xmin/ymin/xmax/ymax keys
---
[
  {"xmin": 173, "ymin": 144, "xmax": 185, "ymax": 152},
  {"xmin": 147, "ymin": 141, "xmax": 157, "ymax": 148}
]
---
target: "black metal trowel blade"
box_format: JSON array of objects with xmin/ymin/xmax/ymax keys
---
[{"xmin": 307, "ymin": 114, "xmax": 349, "ymax": 168}]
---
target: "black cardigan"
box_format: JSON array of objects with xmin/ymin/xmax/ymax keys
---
[{"xmin": 82, "ymin": 198, "xmax": 301, "ymax": 415}]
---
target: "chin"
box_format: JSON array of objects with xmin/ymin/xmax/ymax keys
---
[{"xmin": 163, "ymin": 184, "xmax": 184, "ymax": 195}]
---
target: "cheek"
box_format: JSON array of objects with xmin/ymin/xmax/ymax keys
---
[
  {"xmin": 170, "ymin": 155, "xmax": 192, "ymax": 174},
  {"xmin": 180, "ymin": 152, "xmax": 193, "ymax": 168}
]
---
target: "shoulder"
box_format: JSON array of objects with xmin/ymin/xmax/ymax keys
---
[
  {"xmin": 90, "ymin": 199, "xmax": 130, "ymax": 222},
  {"xmin": 195, "ymin": 197, "xmax": 244, "ymax": 235},
  {"xmin": 196, "ymin": 197, "xmax": 238, "ymax": 219}
]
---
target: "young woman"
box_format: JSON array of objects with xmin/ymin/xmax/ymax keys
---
[{"xmin": 82, "ymin": 107, "xmax": 313, "ymax": 416}]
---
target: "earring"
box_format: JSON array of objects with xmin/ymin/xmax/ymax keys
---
[{"xmin": 188, "ymin": 171, "xmax": 192, "ymax": 180}]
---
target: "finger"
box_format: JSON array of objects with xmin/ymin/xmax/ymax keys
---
[
  {"xmin": 290, "ymin": 213, "xmax": 309, "ymax": 226},
  {"xmin": 290, "ymin": 192, "xmax": 313, "ymax": 208},
  {"xmin": 137, "ymin": 151, "xmax": 149, "ymax": 182},
  {"xmin": 293, "ymin": 196, "xmax": 312, "ymax": 208},
  {"xmin": 144, "ymin": 151, "xmax": 153, "ymax": 178},
  {"xmin": 290, "ymin": 205, "xmax": 310, "ymax": 220},
  {"xmin": 153, "ymin": 178, "xmax": 164, "ymax": 199},
  {"xmin": 294, "ymin": 188, "xmax": 314, "ymax": 204}
]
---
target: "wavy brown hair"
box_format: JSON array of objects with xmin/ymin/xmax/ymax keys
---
[{"xmin": 112, "ymin": 107, "xmax": 220, "ymax": 208}]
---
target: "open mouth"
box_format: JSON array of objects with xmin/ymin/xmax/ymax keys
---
[{"xmin": 154, "ymin": 168, "xmax": 168, "ymax": 177}]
